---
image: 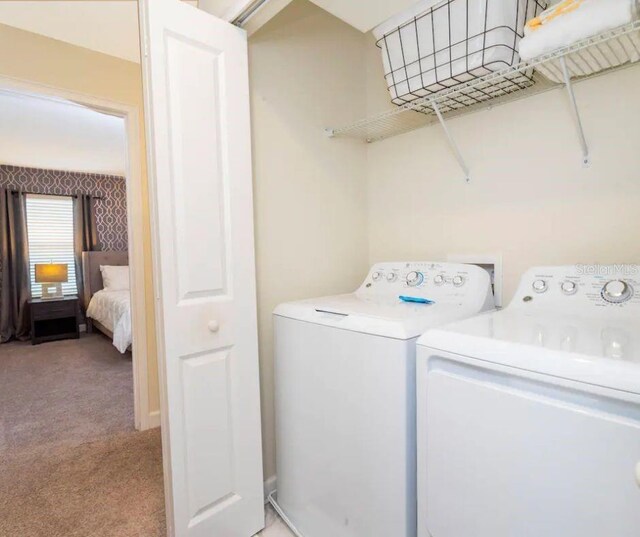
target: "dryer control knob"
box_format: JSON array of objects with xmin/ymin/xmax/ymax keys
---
[
  {"xmin": 372, "ymin": 271, "xmax": 383, "ymax": 282},
  {"xmin": 406, "ymin": 271, "xmax": 424, "ymax": 287},
  {"xmin": 561, "ymin": 280, "xmax": 578, "ymax": 295},
  {"xmin": 386, "ymin": 272, "xmax": 398, "ymax": 282},
  {"xmin": 602, "ymin": 280, "xmax": 633, "ymax": 303},
  {"xmin": 433, "ymin": 275, "xmax": 445, "ymax": 286},
  {"xmin": 453, "ymin": 275, "xmax": 465, "ymax": 287},
  {"xmin": 532, "ymin": 280, "xmax": 548, "ymax": 293}
]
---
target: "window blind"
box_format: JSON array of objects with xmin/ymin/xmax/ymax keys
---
[{"xmin": 26, "ymin": 194, "xmax": 77, "ymax": 298}]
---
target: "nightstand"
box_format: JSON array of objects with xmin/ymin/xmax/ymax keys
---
[{"xmin": 29, "ymin": 296, "xmax": 80, "ymax": 345}]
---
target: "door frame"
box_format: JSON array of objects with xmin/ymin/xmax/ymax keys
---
[{"xmin": 0, "ymin": 74, "xmax": 152, "ymax": 431}]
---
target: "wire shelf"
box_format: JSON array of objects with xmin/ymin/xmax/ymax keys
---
[{"xmin": 329, "ymin": 20, "xmax": 640, "ymax": 143}]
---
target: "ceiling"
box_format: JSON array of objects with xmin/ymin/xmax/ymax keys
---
[
  {"xmin": 0, "ymin": 1, "xmax": 142, "ymax": 63},
  {"xmin": 0, "ymin": 0, "xmax": 421, "ymax": 63},
  {"xmin": 0, "ymin": 91, "xmax": 127, "ymax": 175},
  {"xmin": 199, "ymin": 0, "xmax": 244, "ymax": 19},
  {"xmin": 0, "ymin": 0, "xmax": 197, "ymax": 63},
  {"xmin": 308, "ymin": 0, "xmax": 419, "ymax": 33}
]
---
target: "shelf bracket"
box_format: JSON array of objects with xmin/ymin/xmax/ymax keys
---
[
  {"xmin": 559, "ymin": 56, "xmax": 590, "ymax": 167},
  {"xmin": 431, "ymin": 99, "xmax": 470, "ymax": 182}
]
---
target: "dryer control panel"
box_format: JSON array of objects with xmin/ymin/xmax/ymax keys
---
[
  {"xmin": 357, "ymin": 262, "xmax": 494, "ymax": 310},
  {"xmin": 512, "ymin": 265, "xmax": 640, "ymax": 316}
]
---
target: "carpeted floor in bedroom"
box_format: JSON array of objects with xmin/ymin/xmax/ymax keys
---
[{"xmin": 0, "ymin": 333, "xmax": 165, "ymax": 537}]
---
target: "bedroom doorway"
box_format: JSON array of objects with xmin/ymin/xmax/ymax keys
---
[
  {"xmin": 0, "ymin": 5, "xmax": 166, "ymax": 535},
  {"xmin": 0, "ymin": 78, "xmax": 162, "ymax": 534},
  {"xmin": 0, "ymin": 76, "xmax": 151, "ymax": 430}
]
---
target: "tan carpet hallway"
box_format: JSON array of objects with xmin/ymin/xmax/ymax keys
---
[{"xmin": 0, "ymin": 334, "xmax": 165, "ymax": 537}]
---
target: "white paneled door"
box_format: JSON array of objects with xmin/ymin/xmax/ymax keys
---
[{"xmin": 138, "ymin": 1, "xmax": 264, "ymax": 535}]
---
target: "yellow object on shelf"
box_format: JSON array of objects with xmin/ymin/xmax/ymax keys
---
[{"xmin": 526, "ymin": 0, "xmax": 584, "ymax": 33}]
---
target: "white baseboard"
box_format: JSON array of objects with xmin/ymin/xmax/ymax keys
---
[
  {"xmin": 148, "ymin": 410, "xmax": 161, "ymax": 429},
  {"xmin": 264, "ymin": 475, "xmax": 277, "ymax": 504}
]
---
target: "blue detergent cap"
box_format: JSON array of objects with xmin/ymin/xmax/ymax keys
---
[{"xmin": 399, "ymin": 295, "xmax": 435, "ymax": 305}]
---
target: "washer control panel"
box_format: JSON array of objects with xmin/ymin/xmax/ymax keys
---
[
  {"xmin": 513, "ymin": 265, "xmax": 640, "ymax": 314},
  {"xmin": 357, "ymin": 262, "xmax": 494, "ymax": 307}
]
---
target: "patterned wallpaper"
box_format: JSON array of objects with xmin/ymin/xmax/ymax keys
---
[{"xmin": 0, "ymin": 165, "xmax": 128, "ymax": 251}]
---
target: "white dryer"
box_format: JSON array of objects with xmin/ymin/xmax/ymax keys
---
[
  {"xmin": 416, "ymin": 265, "xmax": 640, "ymax": 537},
  {"xmin": 272, "ymin": 262, "xmax": 494, "ymax": 537}
]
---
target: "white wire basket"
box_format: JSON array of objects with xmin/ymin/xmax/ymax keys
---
[{"xmin": 374, "ymin": 0, "xmax": 547, "ymax": 106}]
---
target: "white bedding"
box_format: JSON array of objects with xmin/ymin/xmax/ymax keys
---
[{"xmin": 86, "ymin": 289, "xmax": 132, "ymax": 353}]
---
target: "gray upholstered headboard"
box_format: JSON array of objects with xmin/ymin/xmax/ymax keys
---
[{"xmin": 81, "ymin": 251, "xmax": 128, "ymax": 310}]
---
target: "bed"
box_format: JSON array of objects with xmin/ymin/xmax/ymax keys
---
[{"xmin": 82, "ymin": 251, "xmax": 132, "ymax": 353}]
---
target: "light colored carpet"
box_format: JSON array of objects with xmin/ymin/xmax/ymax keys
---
[{"xmin": 0, "ymin": 334, "xmax": 165, "ymax": 537}]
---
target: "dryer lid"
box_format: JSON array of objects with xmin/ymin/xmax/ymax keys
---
[
  {"xmin": 419, "ymin": 264, "xmax": 640, "ymax": 395},
  {"xmin": 420, "ymin": 310, "xmax": 640, "ymax": 395}
]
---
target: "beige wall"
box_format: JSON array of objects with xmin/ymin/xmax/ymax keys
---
[
  {"xmin": 365, "ymin": 45, "xmax": 640, "ymax": 302},
  {"xmin": 0, "ymin": 23, "xmax": 160, "ymax": 415},
  {"xmin": 251, "ymin": 4, "xmax": 640, "ymax": 483},
  {"xmin": 249, "ymin": 1, "xmax": 370, "ymax": 479}
]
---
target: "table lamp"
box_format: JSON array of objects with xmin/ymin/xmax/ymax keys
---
[{"xmin": 35, "ymin": 263, "xmax": 68, "ymax": 299}]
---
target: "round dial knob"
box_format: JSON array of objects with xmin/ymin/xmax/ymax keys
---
[
  {"xmin": 452, "ymin": 275, "xmax": 465, "ymax": 287},
  {"xmin": 433, "ymin": 275, "xmax": 445, "ymax": 286},
  {"xmin": 406, "ymin": 271, "xmax": 424, "ymax": 287},
  {"xmin": 386, "ymin": 272, "xmax": 398, "ymax": 282},
  {"xmin": 561, "ymin": 280, "xmax": 578, "ymax": 295},
  {"xmin": 602, "ymin": 280, "xmax": 633, "ymax": 303},
  {"xmin": 532, "ymin": 279, "xmax": 548, "ymax": 293},
  {"xmin": 372, "ymin": 271, "xmax": 383, "ymax": 282}
]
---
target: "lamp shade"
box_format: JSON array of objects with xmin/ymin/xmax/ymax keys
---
[{"xmin": 35, "ymin": 263, "xmax": 68, "ymax": 283}]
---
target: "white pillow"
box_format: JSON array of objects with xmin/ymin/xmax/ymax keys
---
[{"xmin": 100, "ymin": 265, "xmax": 130, "ymax": 291}]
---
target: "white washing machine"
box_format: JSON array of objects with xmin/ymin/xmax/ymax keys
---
[
  {"xmin": 272, "ymin": 262, "xmax": 494, "ymax": 537},
  {"xmin": 416, "ymin": 265, "xmax": 640, "ymax": 537}
]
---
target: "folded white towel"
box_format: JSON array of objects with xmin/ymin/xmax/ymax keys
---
[{"xmin": 519, "ymin": 0, "xmax": 637, "ymax": 60}]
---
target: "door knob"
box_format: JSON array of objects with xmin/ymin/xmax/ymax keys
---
[{"xmin": 208, "ymin": 320, "xmax": 220, "ymax": 333}]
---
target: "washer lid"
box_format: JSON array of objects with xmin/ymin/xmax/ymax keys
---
[
  {"xmin": 419, "ymin": 309, "xmax": 640, "ymax": 395},
  {"xmin": 274, "ymin": 261, "xmax": 494, "ymax": 340},
  {"xmin": 274, "ymin": 293, "xmax": 486, "ymax": 340}
]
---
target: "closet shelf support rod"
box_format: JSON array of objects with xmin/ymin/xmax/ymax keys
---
[
  {"xmin": 560, "ymin": 56, "xmax": 590, "ymax": 167},
  {"xmin": 432, "ymin": 99, "xmax": 470, "ymax": 183}
]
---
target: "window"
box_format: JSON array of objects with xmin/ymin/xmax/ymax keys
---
[{"xmin": 26, "ymin": 194, "xmax": 77, "ymax": 298}]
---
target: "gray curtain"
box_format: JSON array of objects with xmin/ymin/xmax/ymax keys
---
[
  {"xmin": 0, "ymin": 189, "xmax": 31, "ymax": 342},
  {"xmin": 73, "ymin": 194, "xmax": 100, "ymax": 301}
]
